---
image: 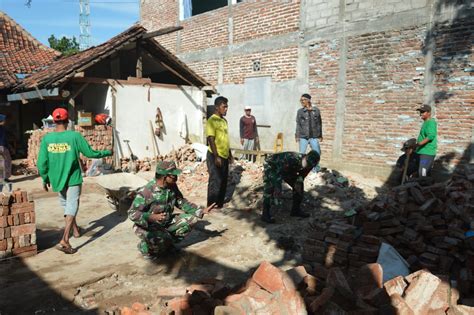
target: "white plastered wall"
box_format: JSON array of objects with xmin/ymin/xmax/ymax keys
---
[{"xmin": 107, "ymin": 83, "xmax": 205, "ymax": 159}]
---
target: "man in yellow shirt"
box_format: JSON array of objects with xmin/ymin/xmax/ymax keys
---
[{"xmin": 206, "ymin": 96, "xmax": 232, "ymax": 208}]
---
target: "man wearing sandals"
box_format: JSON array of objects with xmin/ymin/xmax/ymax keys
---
[
  {"xmin": 128, "ymin": 161, "xmax": 216, "ymax": 260},
  {"xmin": 37, "ymin": 108, "xmax": 112, "ymax": 254}
]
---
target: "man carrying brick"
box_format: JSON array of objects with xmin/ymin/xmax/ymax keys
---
[
  {"xmin": 37, "ymin": 108, "xmax": 112, "ymax": 254},
  {"xmin": 206, "ymin": 96, "xmax": 233, "ymax": 209},
  {"xmin": 128, "ymin": 161, "xmax": 215, "ymax": 259},
  {"xmin": 262, "ymin": 150, "xmax": 320, "ymax": 223},
  {"xmin": 415, "ymin": 104, "xmax": 437, "ymax": 178}
]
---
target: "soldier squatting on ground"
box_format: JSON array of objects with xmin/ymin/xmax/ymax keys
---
[
  {"xmin": 128, "ymin": 161, "xmax": 215, "ymax": 259},
  {"xmin": 262, "ymin": 150, "xmax": 320, "ymax": 223}
]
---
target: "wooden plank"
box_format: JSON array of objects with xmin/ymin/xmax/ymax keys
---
[{"xmin": 142, "ymin": 26, "xmax": 183, "ymax": 39}]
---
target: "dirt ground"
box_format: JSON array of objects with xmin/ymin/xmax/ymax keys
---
[{"xmin": 0, "ymin": 162, "xmax": 385, "ymax": 314}]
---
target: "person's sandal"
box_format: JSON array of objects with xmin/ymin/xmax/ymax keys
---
[{"xmin": 56, "ymin": 244, "xmax": 77, "ymax": 254}]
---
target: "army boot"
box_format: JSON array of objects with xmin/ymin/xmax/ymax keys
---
[{"xmin": 261, "ymin": 208, "xmax": 275, "ymax": 223}]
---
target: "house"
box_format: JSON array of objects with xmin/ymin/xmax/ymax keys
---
[
  {"xmin": 0, "ymin": 11, "xmax": 60, "ymax": 154},
  {"xmin": 141, "ymin": 0, "xmax": 474, "ymax": 177},
  {"xmin": 3, "ymin": 19, "xmax": 213, "ymax": 164}
]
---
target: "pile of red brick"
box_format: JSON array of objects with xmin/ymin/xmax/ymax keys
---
[
  {"xmin": 0, "ymin": 190, "xmax": 37, "ymax": 259},
  {"xmin": 157, "ymin": 145, "xmax": 197, "ymax": 164},
  {"xmin": 303, "ymin": 166, "xmax": 474, "ymax": 297},
  {"xmin": 120, "ymin": 261, "xmax": 474, "ymax": 314},
  {"xmin": 27, "ymin": 125, "xmax": 114, "ymax": 168},
  {"xmin": 119, "ymin": 157, "xmax": 152, "ymax": 173}
]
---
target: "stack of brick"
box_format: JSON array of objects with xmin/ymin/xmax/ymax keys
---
[
  {"xmin": 157, "ymin": 144, "xmax": 197, "ymax": 164},
  {"xmin": 303, "ymin": 221, "xmax": 382, "ymax": 275},
  {"xmin": 120, "ymin": 157, "xmax": 152, "ymax": 173},
  {"xmin": 303, "ymin": 166, "xmax": 474, "ymax": 298},
  {"xmin": 0, "ymin": 190, "xmax": 37, "ymax": 259},
  {"xmin": 27, "ymin": 125, "xmax": 114, "ymax": 168}
]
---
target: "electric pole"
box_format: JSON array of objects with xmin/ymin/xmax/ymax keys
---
[{"xmin": 79, "ymin": 0, "xmax": 91, "ymax": 50}]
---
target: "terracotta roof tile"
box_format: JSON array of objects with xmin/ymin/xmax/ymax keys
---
[{"xmin": 0, "ymin": 11, "xmax": 60, "ymax": 90}]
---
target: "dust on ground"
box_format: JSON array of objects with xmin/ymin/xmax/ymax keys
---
[{"xmin": 0, "ymin": 160, "xmax": 385, "ymax": 314}]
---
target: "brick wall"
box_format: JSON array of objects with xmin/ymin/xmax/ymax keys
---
[
  {"xmin": 431, "ymin": 18, "xmax": 474, "ymax": 166},
  {"xmin": 222, "ymin": 47, "xmax": 298, "ymax": 84},
  {"xmin": 308, "ymin": 39, "xmax": 340, "ymax": 162},
  {"xmin": 232, "ymin": 0, "xmax": 300, "ymax": 43},
  {"xmin": 156, "ymin": 32, "xmax": 178, "ymax": 54},
  {"xmin": 342, "ymin": 26, "xmax": 426, "ymax": 168},
  {"xmin": 141, "ymin": 0, "xmax": 178, "ymax": 30},
  {"xmin": 187, "ymin": 59, "xmax": 220, "ymax": 86},
  {"xmin": 179, "ymin": 7, "xmax": 229, "ymax": 52}
]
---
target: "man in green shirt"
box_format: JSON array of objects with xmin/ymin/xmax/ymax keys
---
[
  {"xmin": 206, "ymin": 96, "xmax": 232, "ymax": 208},
  {"xmin": 37, "ymin": 108, "xmax": 112, "ymax": 254},
  {"xmin": 415, "ymin": 104, "xmax": 437, "ymax": 177}
]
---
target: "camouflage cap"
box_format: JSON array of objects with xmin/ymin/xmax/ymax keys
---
[
  {"xmin": 306, "ymin": 150, "xmax": 320, "ymax": 167},
  {"xmin": 155, "ymin": 160, "xmax": 182, "ymax": 176}
]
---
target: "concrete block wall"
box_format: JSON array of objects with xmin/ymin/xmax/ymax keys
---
[{"xmin": 141, "ymin": 0, "xmax": 474, "ymax": 178}]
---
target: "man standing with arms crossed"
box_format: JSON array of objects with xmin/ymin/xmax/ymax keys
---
[
  {"xmin": 37, "ymin": 108, "xmax": 112, "ymax": 254},
  {"xmin": 295, "ymin": 93, "xmax": 323, "ymax": 171},
  {"xmin": 207, "ymin": 96, "xmax": 233, "ymax": 209},
  {"xmin": 415, "ymin": 104, "xmax": 437, "ymax": 178}
]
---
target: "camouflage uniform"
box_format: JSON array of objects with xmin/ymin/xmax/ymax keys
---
[
  {"xmin": 128, "ymin": 162, "xmax": 203, "ymax": 257},
  {"xmin": 262, "ymin": 151, "xmax": 320, "ymax": 222}
]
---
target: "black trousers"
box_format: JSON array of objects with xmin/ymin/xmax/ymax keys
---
[{"xmin": 206, "ymin": 151, "xmax": 229, "ymax": 207}]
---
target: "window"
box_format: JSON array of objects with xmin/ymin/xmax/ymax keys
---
[{"xmin": 180, "ymin": 0, "xmax": 244, "ymax": 20}]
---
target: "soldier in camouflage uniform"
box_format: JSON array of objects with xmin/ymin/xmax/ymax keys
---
[
  {"xmin": 128, "ymin": 161, "xmax": 215, "ymax": 259},
  {"xmin": 262, "ymin": 150, "xmax": 320, "ymax": 223}
]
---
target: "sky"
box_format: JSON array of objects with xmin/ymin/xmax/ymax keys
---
[{"xmin": 0, "ymin": 0, "xmax": 139, "ymax": 48}]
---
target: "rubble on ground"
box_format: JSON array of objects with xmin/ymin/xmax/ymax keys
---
[
  {"xmin": 157, "ymin": 145, "xmax": 198, "ymax": 165},
  {"xmin": 11, "ymin": 159, "xmax": 37, "ymax": 176},
  {"xmin": 121, "ymin": 261, "xmax": 473, "ymax": 314},
  {"xmin": 120, "ymin": 157, "xmax": 153, "ymax": 173},
  {"xmin": 303, "ymin": 164, "xmax": 474, "ymax": 302}
]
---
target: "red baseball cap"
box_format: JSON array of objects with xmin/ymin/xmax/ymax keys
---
[{"xmin": 52, "ymin": 108, "xmax": 68, "ymax": 122}]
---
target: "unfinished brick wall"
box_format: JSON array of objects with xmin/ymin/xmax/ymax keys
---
[
  {"xmin": 309, "ymin": 39, "xmax": 340, "ymax": 162},
  {"xmin": 187, "ymin": 59, "xmax": 219, "ymax": 86},
  {"xmin": 341, "ymin": 26, "xmax": 426, "ymax": 168},
  {"xmin": 223, "ymin": 46, "xmax": 299, "ymax": 84},
  {"xmin": 140, "ymin": 0, "xmax": 178, "ymax": 30},
  {"xmin": 0, "ymin": 190, "xmax": 37, "ymax": 259},
  {"xmin": 431, "ymin": 18, "xmax": 474, "ymax": 166},
  {"xmin": 232, "ymin": 0, "xmax": 300, "ymax": 43},
  {"xmin": 179, "ymin": 7, "xmax": 229, "ymax": 52}
]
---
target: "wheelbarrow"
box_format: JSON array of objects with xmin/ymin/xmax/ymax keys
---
[{"xmin": 95, "ymin": 173, "xmax": 148, "ymax": 212}]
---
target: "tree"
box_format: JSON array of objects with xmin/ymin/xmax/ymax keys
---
[{"xmin": 48, "ymin": 35, "xmax": 80, "ymax": 56}]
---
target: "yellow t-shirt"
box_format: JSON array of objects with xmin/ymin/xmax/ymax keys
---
[{"xmin": 207, "ymin": 114, "xmax": 230, "ymax": 159}]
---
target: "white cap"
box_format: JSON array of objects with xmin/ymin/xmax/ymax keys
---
[{"xmin": 244, "ymin": 106, "xmax": 251, "ymax": 110}]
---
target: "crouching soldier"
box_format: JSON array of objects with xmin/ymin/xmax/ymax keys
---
[
  {"xmin": 262, "ymin": 150, "xmax": 320, "ymax": 223},
  {"xmin": 128, "ymin": 161, "xmax": 215, "ymax": 259}
]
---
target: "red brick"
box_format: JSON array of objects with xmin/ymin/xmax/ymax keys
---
[
  {"xmin": 21, "ymin": 191, "xmax": 28, "ymax": 203},
  {"xmin": 6, "ymin": 215, "xmax": 13, "ymax": 226},
  {"xmin": 0, "ymin": 239, "xmax": 6, "ymax": 251},
  {"xmin": 11, "ymin": 224, "xmax": 36, "ymax": 237},
  {"xmin": 251, "ymin": 261, "xmax": 292, "ymax": 293},
  {"xmin": 131, "ymin": 302, "xmax": 147, "ymax": 312},
  {"xmin": 404, "ymin": 271, "xmax": 441, "ymax": 315},
  {"xmin": 10, "ymin": 202, "xmax": 34, "ymax": 214},
  {"xmin": 384, "ymin": 276, "xmax": 407, "ymax": 297},
  {"xmin": 0, "ymin": 205, "xmax": 9, "ymax": 216},
  {"xmin": 285, "ymin": 265, "xmax": 308, "ymax": 287},
  {"xmin": 1, "ymin": 194, "xmax": 11, "ymax": 206},
  {"xmin": 309, "ymin": 287, "xmax": 334, "ymax": 313},
  {"xmin": 166, "ymin": 296, "xmax": 191, "ymax": 314},
  {"xmin": 0, "ymin": 216, "xmax": 7, "ymax": 227}
]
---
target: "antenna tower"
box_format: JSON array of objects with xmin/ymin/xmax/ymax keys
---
[{"xmin": 79, "ymin": 0, "xmax": 91, "ymax": 50}]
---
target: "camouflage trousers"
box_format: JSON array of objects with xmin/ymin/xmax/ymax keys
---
[
  {"xmin": 263, "ymin": 163, "xmax": 304, "ymax": 213},
  {"xmin": 133, "ymin": 213, "xmax": 199, "ymax": 257}
]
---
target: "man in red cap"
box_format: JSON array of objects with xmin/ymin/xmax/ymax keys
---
[{"xmin": 37, "ymin": 108, "xmax": 112, "ymax": 254}]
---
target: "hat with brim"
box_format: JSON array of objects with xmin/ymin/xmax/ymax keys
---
[
  {"xmin": 155, "ymin": 160, "xmax": 182, "ymax": 176},
  {"xmin": 416, "ymin": 104, "xmax": 431, "ymax": 112}
]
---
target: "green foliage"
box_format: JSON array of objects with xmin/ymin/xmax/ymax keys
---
[{"xmin": 48, "ymin": 35, "xmax": 80, "ymax": 56}]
